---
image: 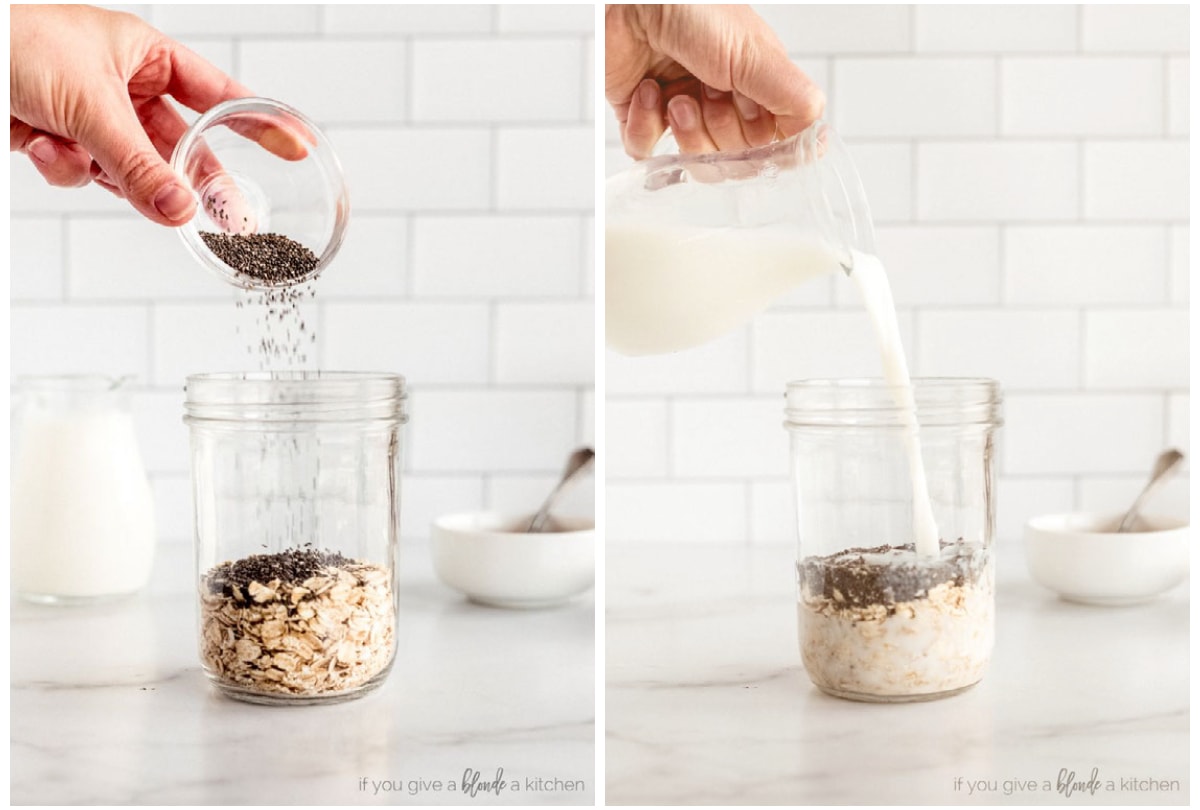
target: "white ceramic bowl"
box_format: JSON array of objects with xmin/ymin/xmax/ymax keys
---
[
  {"xmin": 431, "ymin": 512, "xmax": 595, "ymax": 608},
  {"xmin": 1024, "ymin": 512, "xmax": 1189, "ymax": 605}
]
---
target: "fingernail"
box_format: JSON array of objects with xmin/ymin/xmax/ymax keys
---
[
  {"xmin": 637, "ymin": 80, "xmax": 659, "ymax": 111},
  {"xmin": 703, "ymin": 84, "xmax": 725, "ymax": 101},
  {"xmin": 154, "ymin": 182, "xmax": 194, "ymax": 221},
  {"xmin": 28, "ymin": 137, "xmax": 58, "ymax": 166},
  {"xmin": 668, "ymin": 97, "xmax": 697, "ymax": 130},
  {"xmin": 733, "ymin": 91, "xmax": 760, "ymax": 122}
]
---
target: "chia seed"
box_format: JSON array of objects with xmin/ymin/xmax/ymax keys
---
[
  {"xmin": 798, "ymin": 538, "xmax": 986, "ymax": 610},
  {"xmin": 207, "ymin": 547, "xmax": 353, "ymax": 598},
  {"xmin": 200, "ymin": 232, "xmax": 318, "ymax": 286}
]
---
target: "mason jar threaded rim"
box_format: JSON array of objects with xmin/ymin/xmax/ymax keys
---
[
  {"xmin": 784, "ymin": 378, "xmax": 1002, "ymax": 428},
  {"xmin": 184, "ymin": 371, "xmax": 406, "ymax": 425}
]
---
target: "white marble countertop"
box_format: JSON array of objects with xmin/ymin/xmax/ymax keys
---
[
  {"xmin": 606, "ymin": 542, "xmax": 1189, "ymax": 806},
  {"xmin": 11, "ymin": 544, "xmax": 595, "ymax": 806}
]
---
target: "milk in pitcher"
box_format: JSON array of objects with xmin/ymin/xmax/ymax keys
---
[{"xmin": 605, "ymin": 223, "xmax": 843, "ymax": 356}]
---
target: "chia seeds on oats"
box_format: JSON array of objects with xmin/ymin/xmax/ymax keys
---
[
  {"xmin": 201, "ymin": 548, "xmax": 394, "ymax": 697},
  {"xmin": 798, "ymin": 538, "xmax": 986, "ymax": 610},
  {"xmin": 200, "ymin": 231, "xmax": 319, "ymax": 286},
  {"xmin": 206, "ymin": 547, "xmax": 353, "ymax": 598},
  {"xmin": 797, "ymin": 538, "xmax": 994, "ymax": 700}
]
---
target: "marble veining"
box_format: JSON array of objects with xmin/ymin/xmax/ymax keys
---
[
  {"xmin": 606, "ymin": 542, "xmax": 1189, "ymax": 806},
  {"xmin": 12, "ymin": 544, "xmax": 595, "ymax": 806}
]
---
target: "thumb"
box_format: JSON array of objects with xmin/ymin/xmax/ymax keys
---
[{"xmin": 75, "ymin": 93, "xmax": 196, "ymax": 226}]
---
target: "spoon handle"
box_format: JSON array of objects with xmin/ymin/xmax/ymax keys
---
[
  {"xmin": 1116, "ymin": 449, "xmax": 1185, "ymax": 533},
  {"xmin": 528, "ymin": 448, "xmax": 595, "ymax": 533}
]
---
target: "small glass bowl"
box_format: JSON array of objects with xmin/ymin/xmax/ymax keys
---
[{"xmin": 170, "ymin": 97, "xmax": 349, "ymax": 289}]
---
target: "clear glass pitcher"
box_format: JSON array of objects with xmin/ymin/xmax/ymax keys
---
[
  {"xmin": 605, "ymin": 120, "xmax": 873, "ymax": 356},
  {"xmin": 11, "ymin": 375, "xmax": 156, "ymax": 603}
]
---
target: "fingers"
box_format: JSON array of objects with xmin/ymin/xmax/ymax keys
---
[
  {"xmin": 136, "ymin": 95, "xmax": 191, "ymax": 163},
  {"xmin": 164, "ymin": 40, "xmax": 254, "ymax": 116},
  {"xmin": 665, "ymin": 95, "xmax": 717, "ymax": 154},
  {"xmin": 165, "ymin": 40, "xmax": 309, "ymax": 161},
  {"xmin": 12, "ymin": 124, "xmax": 95, "ymax": 188},
  {"xmin": 623, "ymin": 80, "xmax": 778, "ymax": 158},
  {"xmin": 698, "ymin": 86, "xmax": 743, "ymax": 151},
  {"xmin": 727, "ymin": 40, "xmax": 825, "ymax": 140},
  {"xmin": 699, "ymin": 85, "xmax": 779, "ymax": 152},
  {"xmin": 139, "ymin": 96, "xmax": 254, "ymax": 231},
  {"xmin": 75, "ymin": 89, "xmax": 196, "ymax": 226},
  {"xmin": 731, "ymin": 90, "xmax": 777, "ymax": 147},
  {"xmin": 622, "ymin": 79, "xmax": 667, "ymax": 160},
  {"xmin": 648, "ymin": 5, "xmax": 825, "ymax": 141}
]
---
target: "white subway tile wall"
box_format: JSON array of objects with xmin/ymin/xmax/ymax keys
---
[
  {"xmin": 606, "ymin": 4, "xmax": 1189, "ymax": 544},
  {"xmin": 10, "ymin": 4, "xmax": 594, "ymax": 545}
]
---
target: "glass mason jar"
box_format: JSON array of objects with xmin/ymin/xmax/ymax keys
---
[
  {"xmin": 605, "ymin": 120, "xmax": 873, "ymax": 356},
  {"xmin": 184, "ymin": 372, "xmax": 406, "ymax": 705},
  {"xmin": 11, "ymin": 375, "xmax": 155, "ymax": 603},
  {"xmin": 784, "ymin": 379, "xmax": 1003, "ymax": 703}
]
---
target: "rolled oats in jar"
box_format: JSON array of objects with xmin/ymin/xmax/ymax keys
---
[
  {"xmin": 185, "ymin": 372, "xmax": 405, "ymax": 705},
  {"xmin": 784, "ymin": 378, "xmax": 1002, "ymax": 702}
]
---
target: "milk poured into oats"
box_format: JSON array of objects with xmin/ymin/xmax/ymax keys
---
[
  {"xmin": 847, "ymin": 250, "xmax": 940, "ymax": 558},
  {"xmin": 606, "ymin": 225, "xmax": 939, "ymax": 553}
]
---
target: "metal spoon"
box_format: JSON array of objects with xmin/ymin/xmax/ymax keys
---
[
  {"xmin": 1117, "ymin": 448, "xmax": 1185, "ymax": 532},
  {"xmin": 528, "ymin": 447, "xmax": 595, "ymax": 533}
]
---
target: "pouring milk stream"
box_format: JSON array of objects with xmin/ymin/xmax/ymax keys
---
[{"xmin": 606, "ymin": 123, "xmax": 940, "ymax": 558}]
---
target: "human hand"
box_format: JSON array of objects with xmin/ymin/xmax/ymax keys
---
[
  {"xmin": 9, "ymin": 4, "xmax": 255, "ymax": 226},
  {"xmin": 606, "ymin": 4, "xmax": 825, "ymax": 159}
]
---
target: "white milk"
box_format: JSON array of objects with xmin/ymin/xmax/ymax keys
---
[
  {"xmin": 604, "ymin": 222, "xmax": 939, "ymax": 557},
  {"xmin": 848, "ymin": 251, "xmax": 940, "ymax": 558},
  {"xmin": 606, "ymin": 223, "xmax": 843, "ymax": 355},
  {"xmin": 11, "ymin": 410, "xmax": 156, "ymax": 599}
]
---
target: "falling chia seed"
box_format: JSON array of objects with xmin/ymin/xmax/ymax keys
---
[
  {"xmin": 235, "ymin": 280, "xmax": 315, "ymax": 369},
  {"xmin": 201, "ymin": 231, "xmax": 320, "ymax": 369}
]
